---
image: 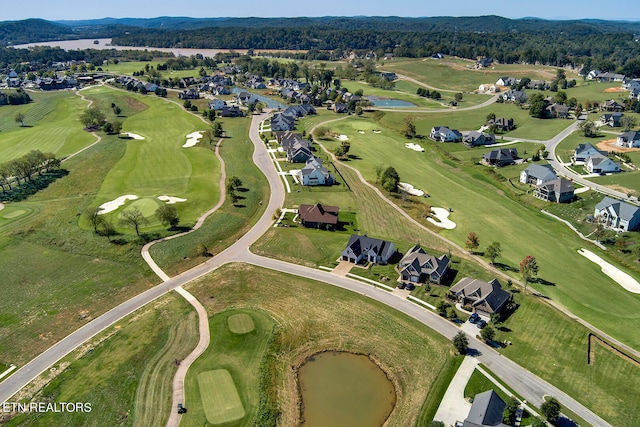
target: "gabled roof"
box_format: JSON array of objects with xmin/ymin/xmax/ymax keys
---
[
  {"xmin": 399, "ymin": 245, "xmax": 450, "ymax": 278},
  {"xmin": 343, "ymin": 234, "xmax": 394, "ymax": 259},
  {"xmin": 575, "ymin": 143, "xmax": 600, "ymax": 154},
  {"xmin": 463, "ymin": 390, "xmax": 510, "ymax": 427},
  {"xmin": 539, "ymin": 177, "xmax": 574, "ymax": 194},
  {"xmin": 618, "ymin": 131, "xmax": 640, "ymax": 142},
  {"xmin": 596, "ymin": 196, "xmax": 640, "ymax": 221},
  {"xmin": 450, "ymin": 278, "xmax": 510, "ymax": 314},
  {"xmin": 523, "ymin": 163, "xmax": 556, "ymax": 182},
  {"xmin": 299, "ymin": 203, "xmax": 339, "ymax": 225},
  {"xmin": 483, "ymin": 148, "xmax": 519, "ymax": 162}
]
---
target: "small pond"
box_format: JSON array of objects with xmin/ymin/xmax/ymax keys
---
[
  {"xmin": 366, "ymin": 96, "xmax": 416, "ymax": 108},
  {"xmin": 230, "ymin": 87, "xmax": 285, "ymax": 109},
  {"xmin": 298, "ymin": 351, "xmax": 396, "ymax": 427}
]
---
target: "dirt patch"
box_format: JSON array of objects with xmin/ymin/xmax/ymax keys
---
[
  {"xmin": 587, "ymin": 333, "xmax": 640, "ymax": 368},
  {"xmin": 125, "ymin": 96, "xmax": 149, "ymax": 113},
  {"xmin": 604, "ymin": 184, "xmax": 638, "ymax": 197},
  {"xmin": 596, "ymin": 139, "xmax": 640, "ymax": 153},
  {"xmin": 604, "ymin": 86, "xmax": 627, "ymax": 93}
]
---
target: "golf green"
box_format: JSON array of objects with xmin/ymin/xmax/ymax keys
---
[
  {"xmin": 197, "ymin": 370, "xmax": 245, "ymax": 424},
  {"xmin": 227, "ymin": 313, "xmax": 255, "ymax": 334}
]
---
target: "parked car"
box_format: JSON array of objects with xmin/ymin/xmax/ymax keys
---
[
  {"xmin": 405, "ymin": 283, "xmax": 416, "ymax": 291},
  {"xmin": 397, "ymin": 282, "xmax": 406, "ymax": 289},
  {"xmin": 476, "ymin": 320, "xmax": 487, "ymax": 329},
  {"xmin": 178, "ymin": 403, "xmax": 187, "ymax": 414},
  {"xmin": 469, "ymin": 313, "xmax": 479, "ymax": 323}
]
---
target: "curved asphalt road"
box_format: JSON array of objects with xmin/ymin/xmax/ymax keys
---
[{"xmin": 0, "ymin": 111, "xmax": 612, "ymax": 426}]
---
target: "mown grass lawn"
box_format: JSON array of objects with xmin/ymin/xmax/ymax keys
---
[
  {"xmin": 181, "ymin": 309, "xmax": 274, "ymax": 427},
  {"xmin": 82, "ymin": 85, "xmax": 218, "ymax": 231},
  {"xmin": 149, "ymin": 116, "xmax": 269, "ymax": 275},
  {"xmin": 6, "ymin": 293, "xmax": 197, "ymax": 427},
  {"xmin": 185, "ymin": 263, "xmax": 455, "ymax": 427},
  {"xmin": 309, "ymin": 114, "xmax": 640, "ymax": 351},
  {"xmin": 0, "ymin": 91, "xmax": 95, "ymax": 162}
]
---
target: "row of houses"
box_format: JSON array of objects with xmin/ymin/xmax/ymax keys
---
[{"xmin": 520, "ymin": 164, "xmax": 575, "ymax": 203}]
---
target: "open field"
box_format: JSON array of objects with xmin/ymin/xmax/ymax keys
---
[
  {"xmin": 82, "ymin": 85, "xmax": 218, "ymax": 232},
  {"xmin": 185, "ymin": 263, "xmax": 455, "ymax": 427},
  {"xmin": 6, "ymin": 293, "xmax": 197, "ymax": 427},
  {"xmin": 181, "ymin": 309, "xmax": 273, "ymax": 427},
  {"xmin": 495, "ymin": 290, "xmax": 640, "ymax": 427},
  {"xmin": 379, "ymin": 58, "xmax": 575, "ymax": 92},
  {"xmin": 306, "ymin": 114, "xmax": 640, "ymax": 351},
  {"xmin": 149, "ymin": 116, "xmax": 269, "ymax": 275},
  {"xmin": 0, "ymin": 91, "xmax": 95, "ymax": 162}
]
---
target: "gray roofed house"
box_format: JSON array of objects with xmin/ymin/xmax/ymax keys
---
[
  {"xmin": 585, "ymin": 154, "xmax": 620, "ymax": 174},
  {"xmin": 462, "ymin": 390, "xmax": 510, "ymax": 427},
  {"xmin": 487, "ymin": 117, "xmax": 515, "ymax": 132},
  {"xmin": 535, "ymin": 177, "xmax": 575, "ymax": 203},
  {"xmin": 602, "ymin": 99, "xmax": 624, "ymax": 112},
  {"xmin": 430, "ymin": 126, "xmax": 463, "ymax": 142},
  {"xmin": 501, "ymin": 89, "xmax": 528, "ymax": 103},
  {"xmin": 519, "ymin": 163, "xmax": 557, "ymax": 186},
  {"xmin": 341, "ymin": 234, "xmax": 396, "ymax": 265},
  {"xmin": 300, "ymin": 157, "xmax": 335, "ymax": 186},
  {"xmin": 271, "ymin": 113, "xmax": 296, "ymax": 132},
  {"xmin": 600, "ymin": 112, "xmax": 624, "ymax": 127},
  {"xmin": 617, "ymin": 131, "xmax": 640, "ymax": 148},
  {"xmin": 495, "ymin": 76, "xmax": 516, "ymax": 86},
  {"xmin": 450, "ymin": 278, "xmax": 511, "ymax": 315},
  {"xmin": 463, "ymin": 131, "xmax": 495, "ymax": 146},
  {"xmin": 398, "ymin": 245, "xmax": 450, "ymax": 284},
  {"xmin": 572, "ymin": 143, "xmax": 606, "ymax": 164},
  {"xmin": 482, "ymin": 148, "xmax": 519, "ymax": 167},
  {"xmin": 594, "ymin": 196, "xmax": 640, "ymax": 232},
  {"xmin": 545, "ymin": 103, "xmax": 569, "ymax": 119}
]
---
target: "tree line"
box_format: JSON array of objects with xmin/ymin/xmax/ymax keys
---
[{"xmin": 0, "ymin": 150, "xmax": 61, "ymax": 196}]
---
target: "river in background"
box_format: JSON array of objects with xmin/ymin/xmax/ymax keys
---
[
  {"xmin": 298, "ymin": 351, "xmax": 396, "ymax": 427},
  {"xmin": 12, "ymin": 38, "xmax": 248, "ymax": 58}
]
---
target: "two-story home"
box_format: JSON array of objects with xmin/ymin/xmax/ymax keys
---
[
  {"xmin": 341, "ymin": 235, "xmax": 396, "ymax": 265},
  {"xmin": 594, "ymin": 197, "xmax": 640, "ymax": 232},
  {"xmin": 208, "ymin": 98, "xmax": 227, "ymax": 111},
  {"xmin": 617, "ymin": 131, "xmax": 640, "ymax": 148},
  {"xmin": 449, "ymin": 278, "xmax": 511, "ymax": 316},
  {"xmin": 495, "ymin": 76, "xmax": 517, "ymax": 86},
  {"xmin": 535, "ymin": 177, "xmax": 575, "ymax": 203},
  {"xmin": 299, "ymin": 157, "xmax": 335, "ymax": 186},
  {"xmin": 463, "ymin": 131, "xmax": 495, "ymax": 146},
  {"xmin": 520, "ymin": 164, "xmax": 557, "ymax": 186},
  {"xmin": 482, "ymin": 148, "xmax": 519, "ymax": 167},
  {"xmin": 585, "ymin": 154, "xmax": 620, "ymax": 174},
  {"xmin": 429, "ymin": 126, "xmax": 463, "ymax": 142},
  {"xmin": 398, "ymin": 245, "xmax": 450, "ymax": 285},
  {"xmin": 572, "ymin": 143, "xmax": 607, "ymax": 165},
  {"xmin": 501, "ymin": 89, "xmax": 528, "ymax": 103},
  {"xmin": 600, "ymin": 112, "xmax": 624, "ymax": 127}
]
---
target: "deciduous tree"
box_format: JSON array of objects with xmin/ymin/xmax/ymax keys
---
[
  {"xmin": 380, "ymin": 166, "xmax": 400, "ymax": 192},
  {"xmin": 465, "ymin": 232, "xmax": 480, "ymax": 253},
  {"xmin": 452, "ymin": 331, "xmax": 469, "ymax": 355},
  {"xmin": 119, "ymin": 207, "xmax": 149, "ymax": 236},
  {"xmin": 485, "ymin": 241, "xmax": 502, "ymax": 264},
  {"xmin": 520, "ymin": 255, "xmax": 539, "ymax": 291},
  {"xmin": 156, "ymin": 204, "xmax": 179, "ymax": 229},
  {"xmin": 15, "ymin": 112, "xmax": 25, "ymax": 127},
  {"xmin": 85, "ymin": 208, "xmax": 104, "ymax": 233},
  {"xmin": 540, "ymin": 397, "xmax": 561, "ymax": 423}
]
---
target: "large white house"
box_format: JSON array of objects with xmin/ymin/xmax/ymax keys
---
[
  {"xmin": 298, "ymin": 157, "xmax": 335, "ymax": 186},
  {"xmin": 617, "ymin": 131, "xmax": 640, "ymax": 148},
  {"xmin": 594, "ymin": 197, "xmax": 640, "ymax": 232},
  {"xmin": 429, "ymin": 126, "xmax": 462, "ymax": 142},
  {"xmin": 585, "ymin": 154, "xmax": 620, "ymax": 174}
]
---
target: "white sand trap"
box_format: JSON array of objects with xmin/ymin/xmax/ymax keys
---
[
  {"xmin": 0, "ymin": 202, "xmax": 4, "ymax": 211},
  {"xmin": 158, "ymin": 196, "xmax": 187, "ymax": 204},
  {"xmin": 336, "ymin": 134, "xmax": 349, "ymax": 141},
  {"xmin": 405, "ymin": 143, "xmax": 425, "ymax": 152},
  {"xmin": 578, "ymin": 248, "xmax": 640, "ymax": 293},
  {"xmin": 358, "ymin": 130, "xmax": 365, "ymax": 134},
  {"xmin": 427, "ymin": 207, "xmax": 457, "ymax": 229},
  {"xmin": 373, "ymin": 130, "xmax": 382, "ymax": 134},
  {"xmin": 122, "ymin": 132, "xmax": 145, "ymax": 140},
  {"xmin": 98, "ymin": 195, "xmax": 138, "ymax": 214},
  {"xmin": 183, "ymin": 131, "xmax": 203, "ymax": 148},
  {"xmin": 575, "ymin": 186, "xmax": 590, "ymax": 194},
  {"xmin": 399, "ymin": 182, "xmax": 425, "ymax": 196}
]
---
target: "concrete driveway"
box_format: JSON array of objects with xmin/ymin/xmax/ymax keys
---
[{"xmin": 434, "ymin": 356, "xmax": 479, "ymax": 426}]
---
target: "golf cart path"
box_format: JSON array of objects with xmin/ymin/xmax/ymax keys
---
[{"xmin": 62, "ymin": 85, "xmax": 104, "ymax": 164}]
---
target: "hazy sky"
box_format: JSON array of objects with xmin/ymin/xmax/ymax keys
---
[{"xmin": 5, "ymin": 0, "xmax": 640, "ymax": 21}]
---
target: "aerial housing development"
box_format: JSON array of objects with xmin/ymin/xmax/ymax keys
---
[{"xmin": 0, "ymin": 9, "xmax": 640, "ymax": 427}]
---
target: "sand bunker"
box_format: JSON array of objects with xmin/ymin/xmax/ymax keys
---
[
  {"xmin": 373, "ymin": 130, "xmax": 382, "ymax": 134},
  {"xmin": 98, "ymin": 195, "xmax": 138, "ymax": 214},
  {"xmin": 158, "ymin": 196, "xmax": 187, "ymax": 204},
  {"xmin": 578, "ymin": 248, "xmax": 640, "ymax": 293},
  {"xmin": 183, "ymin": 131, "xmax": 203, "ymax": 148},
  {"xmin": 122, "ymin": 132, "xmax": 145, "ymax": 140},
  {"xmin": 0, "ymin": 202, "xmax": 4, "ymax": 211},
  {"xmin": 399, "ymin": 182, "xmax": 425, "ymax": 197},
  {"xmin": 405, "ymin": 143, "xmax": 425, "ymax": 152},
  {"xmin": 335, "ymin": 134, "xmax": 349, "ymax": 141},
  {"xmin": 427, "ymin": 207, "xmax": 457, "ymax": 229},
  {"xmin": 358, "ymin": 130, "xmax": 365, "ymax": 134}
]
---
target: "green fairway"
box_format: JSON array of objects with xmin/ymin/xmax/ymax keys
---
[
  {"xmin": 83, "ymin": 85, "xmax": 219, "ymax": 232},
  {"xmin": 6, "ymin": 294, "xmax": 197, "ymax": 427},
  {"xmin": 228, "ymin": 313, "xmax": 255, "ymax": 334},
  {"xmin": 198, "ymin": 370, "xmax": 246, "ymax": 424},
  {"xmin": 306, "ymin": 115, "xmax": 640, "ymax": 351},
  {"xmin": 0, "ymin": 91, "xmax": 95, "ymax": 162}
]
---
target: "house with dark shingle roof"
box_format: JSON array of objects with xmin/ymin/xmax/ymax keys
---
[
  {"xmin": 341, "ymin": 235, "xmax": 396, "ymax": 265},
  {"xmin": 572, "ymin": 143, "xmax": 606, "ymax": 165},
  {"xmin": 585, "ymin": 154, "xmax": 620, "ymax": 174},
  {"xmin": 600, "ymin": 112, "xmax": 624, "ymax": 127},
  {"xmin": 299, "ymin": 157, "xmax": 335, "ymax": 186},
  {"xmin": 595, "ymin": 197, "xmax": 640, "ymax": 232},
  {"xmin": 398, "ymin": 245, "xmax": 450, "ymax": 285},
  {"xmin": 617, "ymin": 131, "xmax": 640, "ymax": 148},
  {"xmin": 299, "ymin": 203, "xmax": 339, "ymax": 229},
  {"xmin": 450, "ymin": 278, "xmax": 511, "ymax": 316},
  {"xmin": 463, "ymin": 131, "xmax": 495, "ymax": 147},
  {"xmin": 482, "ymin": 148, "xmax": 519, "ymax": 167},
  {"xmin": 519, "ymin": 164, "xmax": 557, "ymax": 186},
  {"xmin": 462, "ymin": 390, "xmax": 510, "ymax": 427},
  {"xmin": 535, "ymin": 177, "xmax": 575, "ymax": 203}
]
